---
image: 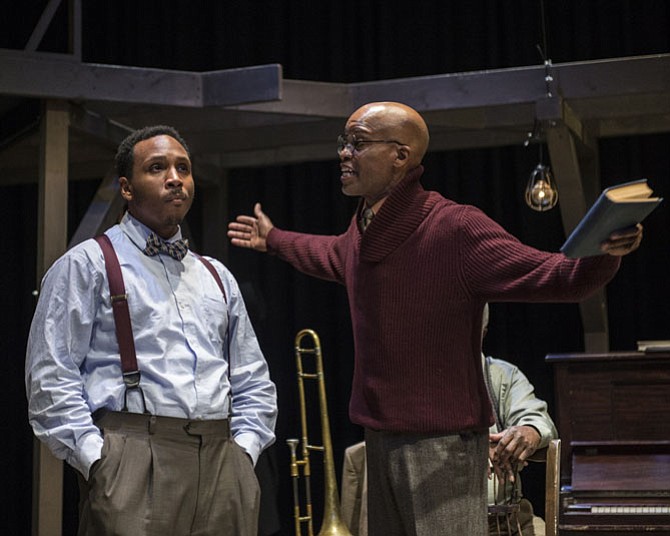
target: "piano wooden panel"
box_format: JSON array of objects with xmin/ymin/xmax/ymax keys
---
[{"xmin": 546, "ymin": 352, "xmax": 670, "ymax": 535}]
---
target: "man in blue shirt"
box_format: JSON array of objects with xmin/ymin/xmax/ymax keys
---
[{"xmin": 26, "ymin": 125, "xmax": 277, "ymax": 536}]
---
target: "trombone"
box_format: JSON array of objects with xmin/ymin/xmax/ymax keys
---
[{"xmin": 287, "ymin": 329, "xmax": 353, "ymax": 536}]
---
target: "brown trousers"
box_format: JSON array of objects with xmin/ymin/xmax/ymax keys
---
[{"xmin": 77, "ymin": 411, "xmax": 260, "ymax": 536}]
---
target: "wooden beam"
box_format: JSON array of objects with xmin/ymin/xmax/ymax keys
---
[
  {"xmin": 68, "ymin": 166, "xmax": 124, "ymax": 248},
  {"xmin": 0, "ymin": 49, "xmax": 282, "ymax": 108},
  {"xmin": 545, "ymin": 118, "xmax": 609, "ymax": 353},
  {"xmin": 34, "ymin": 99, "xmax": 69, "ymax": 535},
  {"xmin": 25, "ymin": 0, "xmax": 63, "ymax": 52},
  {"xmin": 68, "ymin": 0, "xmax": 82, "ymax": 60}
]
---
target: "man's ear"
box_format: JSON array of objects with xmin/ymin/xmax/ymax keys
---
[
  {"xmin": 393, "ymin": 146, "xmax": 410, "ymax": 168},
  {"xmin": 119, "ymin": 177, "xmax": 133, "ymax": 202}
]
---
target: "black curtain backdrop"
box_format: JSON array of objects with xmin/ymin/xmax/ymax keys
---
[{"xmin": 2, "ymin": 1, "xmax": 669, "ymax": 534}]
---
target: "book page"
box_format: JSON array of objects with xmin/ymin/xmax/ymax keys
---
[{"xmin": 606, "ymin": 181, "xmax": 654, "ymax": 202}]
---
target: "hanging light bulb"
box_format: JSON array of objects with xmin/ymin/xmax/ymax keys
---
[{"xmin": 525, "ymin": 163, "xmax": 558, "ymax": 211}]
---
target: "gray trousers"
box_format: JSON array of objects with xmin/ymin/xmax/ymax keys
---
[
  {"xmin": 77, "ymin": 411, "xmax": 260, "ymax": 536},
  {"xmin": 365, "ymin": 428, "xmax": 489, "ymax": 536}
]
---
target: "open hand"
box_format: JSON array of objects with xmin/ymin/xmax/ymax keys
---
[{"xmin": 227, "ymin": 203, "xmax": 274, "ymax": 252}]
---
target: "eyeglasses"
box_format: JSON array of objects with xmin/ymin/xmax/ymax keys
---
[{"xmin": 337, "ymin": 134, "xmax": 405, "ymax": 155}]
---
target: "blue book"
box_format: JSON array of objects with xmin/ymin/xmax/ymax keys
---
[{"xmin": 560, "ymin": 179, "xmax": 662, "ymax": 258}]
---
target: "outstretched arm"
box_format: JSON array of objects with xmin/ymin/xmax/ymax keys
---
[{"xmin": 227, "ymin": 203, "xmax": 274, "ymax": 252}]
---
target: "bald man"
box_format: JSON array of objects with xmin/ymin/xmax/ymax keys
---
[{"xmin": 228, "ymin": 102, "xmax": 642, "ymax": 536}]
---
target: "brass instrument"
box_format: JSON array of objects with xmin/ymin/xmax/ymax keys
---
[{"xmin": 287, "ymin": 329, "xmax": 353, "ymax": 536}]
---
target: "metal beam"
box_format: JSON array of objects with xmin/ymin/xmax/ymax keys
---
[{"xmin": 34, "ymin": 99, "xmax": 69, "ymax": 536}]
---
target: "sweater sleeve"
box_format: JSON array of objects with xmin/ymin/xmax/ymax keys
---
[
  {"xmin": 457, "ymin": 205, "xmax": 621, "ymax": 302},
  {"xmin": 266, "ymin": 227, "xmax": 348, "ymax": 285}
]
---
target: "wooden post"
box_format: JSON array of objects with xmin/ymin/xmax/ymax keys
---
[
  {"xmin": 546, "ymin": 122, "xmax": 609, "ymax": 353},
  {"xmin": 33, "ymin": 99, "xmax": 69, "ymax": 536}
]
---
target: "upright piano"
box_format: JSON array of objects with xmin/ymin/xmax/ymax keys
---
[{"xmin": 546, "ymin": 351, "xmax": 670, "ymax": 535}]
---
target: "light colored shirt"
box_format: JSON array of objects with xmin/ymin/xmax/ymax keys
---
[
  {"xmin": 484, "ymin": 354, "xmax": 557, "ymax": 503},
  {"xmin": 26, "ymin": 213, "xmax": 277, "ymax": 479}
]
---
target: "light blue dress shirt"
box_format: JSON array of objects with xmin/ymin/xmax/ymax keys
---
[{"xmin": 26, "ymin": 213, "xmax": 277, "ymax": 479}]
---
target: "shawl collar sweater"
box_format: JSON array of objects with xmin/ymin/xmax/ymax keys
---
[{"xmin": 267, "ymin": 167, "xmax": 620, "ymax": 434}]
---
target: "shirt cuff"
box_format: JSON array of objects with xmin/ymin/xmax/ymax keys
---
[
  {"xmin": 233, "ymin": 432, "xmax": 262, "ymax": 466},
  {"xmin": 69, "ymin": 431, "xmax": 104, "ymax": 480}
]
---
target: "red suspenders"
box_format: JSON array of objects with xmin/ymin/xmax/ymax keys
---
[{"xmin": 94, "ymin": 234, "xmax": 229, "ymax": 413}]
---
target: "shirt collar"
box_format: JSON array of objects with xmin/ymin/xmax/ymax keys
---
[
  {"xmin": 358, "ymin": 165, "xmax": 439, "ymax": 263},
  {"xmin": 119, "ymin": 212, "xmax": 183, "ymax": 251}
]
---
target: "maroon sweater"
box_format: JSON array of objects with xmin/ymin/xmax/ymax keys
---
[{"xmin": 267, "ymin": 167, "xmax": 620, "ymax": 434}]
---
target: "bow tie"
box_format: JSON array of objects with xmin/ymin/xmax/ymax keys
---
[{"xmin": 143, "ymin": 232, "xmax": 189, "ymax": 261}]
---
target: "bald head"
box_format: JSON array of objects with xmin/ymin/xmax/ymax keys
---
[{"xmin": 347, "ymin": 102, "xmax": 430, "ymax": 166}]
